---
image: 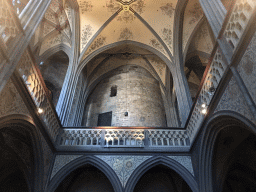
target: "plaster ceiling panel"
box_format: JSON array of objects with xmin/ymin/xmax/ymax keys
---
[
  {"xmin": 188, "ymin": 70, "xmax": 200, "ymax": 85},
  {"xmin": 59, "ymin": 11, "xmax": 68, "ymax": 26},
  {"xmin": 104, "ymin": 44, "xmax": 152, "ymax": 55},
  {"xmin": 183, "ymin": 0, "xmax": 204, "ymax": 51},
  {"xmin": 88, "ymin": 57, "xmax": 160, "ymax": 87},
  {"xmin": 43, "ymin": 22, "xmax": 56, "ymax": 38},
  {"xmin": 79, "ymin": 0, "xmax": 119, "ymax": 51},
  {"xmin": 81, "ymin": 11, "xmax": 169, "ymax": 62},
  {"xmin": 194, "ymin": 21, "xmax": 213, "ymax": 55},
  {"xmin": 40, "ymin": 32, "xmax": 71, "ymax": 56},
  {"xmin": 147, "ymin": 56, "xmax": 167, "ymax": 85},
  {"xmin": 138, "ymin": 0, "xmax": 177, "ymax": 54},
  {"xmin": 49, "ymin": 0, "xmax": 61, "ymax": 13},
  {"xmin": 44, "ymin": 9, "xmax": 58, "ymax": 25},
  {"xmin": 87, "ymin": 55, "xmax": 108, "ymax": 77}
]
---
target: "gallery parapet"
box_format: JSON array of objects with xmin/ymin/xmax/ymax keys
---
[{"xmin": 56, "ymin": 128, "xmax": 190, "ymax": 152}]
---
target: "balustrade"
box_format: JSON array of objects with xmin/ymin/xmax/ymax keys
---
[
  {"xmin": 17, "ymin": 50, "xmax": 61, "ymax": 141},
  {"xmin": 187, "ymin": 0, "xmax": 256, "ymax": 144},
  {"xmin": 58, "ymin": 128, "xmax": 189, "ymax": 150},
  {"xmin": 224, "ymin": 0, "xmax": 256, "ymax": 50}
]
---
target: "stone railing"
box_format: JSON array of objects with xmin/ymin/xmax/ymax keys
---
[
  {"xmin": 224, "ymin": 0, "xmax": 256, "ymax": 50},
  {"xmin": 186, "ymin": 49, "xmax": 227, "ymax": 141},
  {"xmin": 57, "ymin": 128, "xmax": 189, "ymax": 151},
  {"xmin": 186, "ymin": 0, "xmax": 256, "ymax": 144},
  {"xmin": 17, "ymin": 49, "xmax": 61, "ymax": 142},
  {"xmin": 148, "ymin": 130, "xmax": 189, "ymax": 147}
]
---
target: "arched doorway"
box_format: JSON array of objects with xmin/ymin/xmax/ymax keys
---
[
  {"xmin": 213, "ymin": 126, "xmax": 256, "ymax": 191},
  {"xmin": 134, "ymin": 164, "xmax": 193, "ymax": 192},
  {"xmin": 199, "ymin": 113, "xmax": 256, "ymax": 192},
  {"xmin": 55, "ymin": 165, "xmax": 115, "ymax": 192},
  {"xmin": 39, "ymin": 50, "xmax": 69, "ymax": 107},
  {"xmin": 0, "ymin": 117, "xmax": 43, "ymax": 192}
]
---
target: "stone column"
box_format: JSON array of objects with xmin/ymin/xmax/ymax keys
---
[
  {"xmin": 56, "ymin": 7, "xmax": 80, "ymax": 126},
  {"xmin": 199, "ymin": 0, "xmax": 227, "ymax": 37},
  {"xmin": 172, "ymin": 65, "xmax": 192, "ymax": 127}
]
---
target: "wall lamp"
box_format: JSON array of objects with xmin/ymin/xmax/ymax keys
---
[{"xmin": 201, "ymin": 103, "xmax": 207, "ymax": 114}]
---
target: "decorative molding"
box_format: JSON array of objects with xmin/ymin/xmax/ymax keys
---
[
  {"xmin": 96, "ymin": 155, "xmax": 151, "ymax": 187},
  {"xmin": 168, "ymin": 156, "xmax": 194, "ymax": 176},
  {"xmin": 51, "ymin": 155, "xmax": 83, "ymax": 179}
]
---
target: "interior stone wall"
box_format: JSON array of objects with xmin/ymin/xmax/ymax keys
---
[{"xmin": 83, "ymin": 65, "xmax": 167, "ymax": 127}]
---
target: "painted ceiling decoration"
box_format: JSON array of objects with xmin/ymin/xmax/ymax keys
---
[
  {"xmin": 33, "ymin": 0, "xmax": 208, "ymax": 78},
  {"xmin": 33, "ymin": 0, "xmax": 72, "ymax": 56}
]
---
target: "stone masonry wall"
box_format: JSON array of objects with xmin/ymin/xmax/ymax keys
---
[{"xmin": 83, "ymin": 65, "xmax": 167, "ymax": 127}]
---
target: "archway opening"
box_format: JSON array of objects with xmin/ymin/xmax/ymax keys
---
[
  {"xmin": 184, "ymin": 20, "xmax": 214, "ymax": 103},
  {"xmin": 76, "ymin": 43, "xmax": 179, "ymax": 127},
  {"xmin": 39, "ymin": 50, "xmax": 69, "ymax": 107},
  {"xmin": 134, "ymin": 165, "xmax": 193, "ymax": 192},
  {"xmin": 55, "ymin": 165, "xmax": 115, "ymax": 192},
  {"xmin": 0, "ymin": 161, "xmax": 29, "ymax": 192},
  {"xmin": 0, "ymin": 125, "xmax": 37, "ymax": 192},
  {"xmin": 212, "ymin": 125, "xmax": 256, "ymax": 192},
  {"xmin": 83, "ymin": 64, "xmax": 167, "ymax": 127}
]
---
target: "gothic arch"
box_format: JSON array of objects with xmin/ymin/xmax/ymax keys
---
[
  {"xmin": 78, "ymin": 40, "xmax": 175, "ymax": 76},
  {"xmin": 0, "ymin": 114, "xmax": 45, "ymax": 192},
  {"xmin": 47, "ymin": 155, "xmax": 123, "ymax": 192},
  {"xmin": 173, "ymin": 0, "xmax": 188, "ymax": 69},
  {"xmin": 199, "ymin": 111, "xmax": 256, "ymax": 192},
  {"xmin": 80, "ymin": 64, "xmax": 171, "ymax": 126},
  {"xmin": 124, "ymin": 156, "xmax": 199, "ymax": 192},
  {"xmin": 39, "ymin": 44, "xmax": 72, "ymax": 63}
]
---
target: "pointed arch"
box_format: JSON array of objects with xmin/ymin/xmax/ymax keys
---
[
  {"xmin": 0, "ymin": 114, "xmax": 45, "ymax": 192},
  {"xmin": 124, "ymin": 156, "xmax": 199, "ymax": 192},
  {"xmin": 78, "ymin": 40, "xmax": 175, "ymax": 76},
  {"xmin": 39, "ymin": 44, "xmax": 72, "ymax": 63},
  {"xmin": 47, "ymin": 155, "xmax": 123, "ymax": 192},
  {"xmin": 199, "ymin": 111, "xmax": 256, "ymax": 192}
]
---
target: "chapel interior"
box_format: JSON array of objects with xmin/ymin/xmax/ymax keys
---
[{"xmin": 1, "ymin": 0, "xmax": 256, "ymax": 191}]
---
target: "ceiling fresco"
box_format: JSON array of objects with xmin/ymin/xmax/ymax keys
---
[
  {"xmin": 33, "ymin": 0, "xmax": 72, "ymax": 56},
  {"xmin": 182, "ymin": 0, "xmax": 204, "ymax": 51},
  {"xmin": 33, "ymin": 0, "xmax": 210, "ymax": 75},
  {"xmin": 78, "ymin": 0, "xmax": 180, "ymax": 62}
]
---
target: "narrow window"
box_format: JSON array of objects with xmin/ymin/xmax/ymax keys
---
[
  {"xmin": 97, "ymin": 111, "xmax": 112, "ymax": 126},
  {"xmin": 110, "ymin": 86, "xmax": 117, "ymax": 97}
]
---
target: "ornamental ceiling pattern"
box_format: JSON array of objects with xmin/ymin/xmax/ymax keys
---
[
  {"xmin": 34, "ymin": 0, "xmax": 206, "ymax": 70},
  {"xmin": 79, "ymin": 0, "xmax": 179, "ymax": 60},
  {"xmin": 33, "ymin": 0, "xmax": 72, "ymax": 56}
]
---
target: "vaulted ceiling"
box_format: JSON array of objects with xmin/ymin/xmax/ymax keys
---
[{"xmin": 34, "ymin": 0, "xmax": 207, "ymax": 67}]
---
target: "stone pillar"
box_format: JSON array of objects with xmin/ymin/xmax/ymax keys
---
[
  {"xmin": 172, "ymin": 65, "xmax": 192, "ymax": 127},
  {"xmin": 56, "ymin": 7, "xmax": 80, "ymax": 126},
  {"xmin": 199, "ymin": 0, "xmax": 227, "ymax": 37}
]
